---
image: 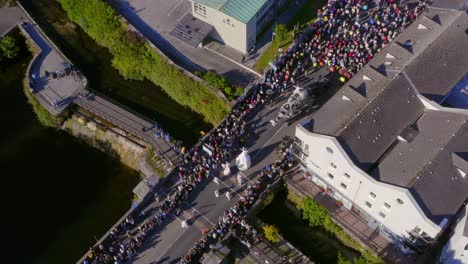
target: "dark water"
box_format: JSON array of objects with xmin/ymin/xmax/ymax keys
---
[
  {"xmin": 19, "ymin": 0, "xmax": 211, "ymax": 146},
  {"xmin": 258, "ymin": 190, "xmax": 358, "ymax": 263},
  {"xmin": 0, "ymin": 39, "xmax": 140, "ymax": 264}
]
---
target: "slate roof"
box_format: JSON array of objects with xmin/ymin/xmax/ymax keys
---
[
  {"xmin": 410, "ymin": 122, "xmax": 468, "ymax": 224},
  {"xmin": 193, "ymin": 0, "xmax": 268, "ymax": 23},
  {"xmin": 405, "ymin": 12, "xmax": 468, "ymax": 103},
  {"xmin": 305, "ymin": 8, "xmax": 468, "ymax": 224},
  {"xmin": 374, "ymin": 111, "xmax": 468, "ymax": 187},
  {"xmin": 311, "ymin": 8, "xmax": 462, "ymax": 137},
  {"xmin": 338, "ymin": 75, "xmax": 425, "ymax": 172}
]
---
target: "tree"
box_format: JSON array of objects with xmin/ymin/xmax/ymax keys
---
[
  {"xmin": 273, "ymin": 24, "xmax": 289, "ymax": 45},
  {"xmin": 300, "ymin": 197, "xmax": 328, "ymax": 227},
  {"xmin": 337, "ymin": 252, "xmax": 353, "ymax": 264},
  {"xmin": 0, "ymin": 35, "xmax": 19, "ymax": 59},
  {"xmin": 263, "ymin": 224, "xmax": 281, "ymax": 243}
]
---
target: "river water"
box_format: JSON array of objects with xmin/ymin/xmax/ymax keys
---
[
  {"xmin": 19, "ymin": 0, "xmax": 211, "ymax": 147},
  {"xmin": 2, "ymin": 0, "xmax": 212, "ymax": 262},
  {"xmin": 0, "ymin": 40, "xmax": 139, "ymax": 263}
]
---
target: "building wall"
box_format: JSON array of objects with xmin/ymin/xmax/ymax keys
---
[
  {"xmin": 440, "ymin": 205, "xmax": 468, "ymax": 264},
  {"xmin": 192, "ymin": 2, "xmax": 248, "ymax": 53},
  {"xmin": 295, "ymin": 125, "xmax": 441, "ymax": 242}
]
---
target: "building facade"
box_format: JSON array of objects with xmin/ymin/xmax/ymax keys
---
[
  {"xmin": 439, "ymin": 204, "xmax": 468, "ymax": 264},
  {"xmin": 293, "ymin": 8, "xmax": 468, "ymax": 253},
  {"xmin": 191, "ymin": 0, "xmax": 287, "ymax": 53}
]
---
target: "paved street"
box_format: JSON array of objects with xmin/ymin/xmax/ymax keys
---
[
  {"xmin": 109, "ymin": 0, "xmax": 257, "ymax": 87},
  {"xmin": 123, "ymin": 67, "xmax": 333, "ymax": 264}
]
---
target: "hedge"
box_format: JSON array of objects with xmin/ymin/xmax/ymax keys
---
[{"xmin": 57, "ymin": 0, "xmax": 230, "ymax": 125}]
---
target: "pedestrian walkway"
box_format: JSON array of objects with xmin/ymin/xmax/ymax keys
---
[
  {"xmin": 286, "ymin": 172, "xmax": 423, "ymax": 264},
  {"xmin": 74, "ymin": 89, "xmax": 181, "ymax": 165},
  {"xmin": 20, "ymin": 21, "xmax": 86, "ymax": 115}
]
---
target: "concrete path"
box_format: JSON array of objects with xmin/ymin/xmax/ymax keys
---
[
  {"xmin": 108, "ymin": 0, "xmax": 257, "ymax": 87},
  {"xmin": 74, "ymin": 89, "xmax": 180, "ymax": 164},
  {"xmin": 0, "ymin": 5, "xmax": 23, "ymax": 36},
  {"xmin": 20, "ymin": 21, "xmax": 85, "ymax": 115}
]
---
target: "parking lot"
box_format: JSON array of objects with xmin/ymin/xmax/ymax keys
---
[{"xmin": 112, "ymin": 0, "xmax": 257, "ymax": 87}]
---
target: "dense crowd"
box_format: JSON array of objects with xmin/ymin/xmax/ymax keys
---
[
  {"xmin": 265, "ymin": 0, "xmax": 429, "ymax": 89},
  {"xmin": 82, "ymin": 0, "xmax": 430, "ymax": 263}
]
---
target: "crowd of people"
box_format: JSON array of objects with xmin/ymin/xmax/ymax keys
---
[
  {"xmin": 267, "ymin": 0, "xmax": 429, "ymax": 87},
  {"xmin": 180, "ymin": 144, "xmax": 295, "ymax": 264},
  {"xmin": 82, "ymin": 0, "xmax": 431, "ymax": 263}
]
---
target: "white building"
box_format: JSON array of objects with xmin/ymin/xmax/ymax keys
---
[
  {"xmin": 191, "ymin": 0, "xmax": 287, "ymax": 54},
  {"xmin": 440, "ymin": 204, "xmax": 468, "ymax": 264},
  {"xmin": 294, "ymin": 8, "xmax": 468, "ymax": 252}
]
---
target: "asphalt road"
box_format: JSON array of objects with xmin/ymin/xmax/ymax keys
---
[{"xmin": 128, "ymin": 67, "xmax": 332, "ymax": 264}]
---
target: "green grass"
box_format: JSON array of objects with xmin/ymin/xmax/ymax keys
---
[
  {"xmin": 57, "ymin": 0, "xmax": 230, "ymax": 126},
  {"xmin": 254, "ymin": 0, "xmax": 326, "ymax": 72}
]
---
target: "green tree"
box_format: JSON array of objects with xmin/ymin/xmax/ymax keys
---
[
  {"xmin": 273, "ymin": 24, "xmax": 288, "ymax": 44},
  {"xmin": 263, "ymin": 224, "xmax": 281, "ymax": 243},
  {"xmin": 337, "ymin": 252, "xmax": 353, "ymax": 264},
  {"xmin": 0, "ymin": 35, "xmax": 19, "ymax": 59},
  {"xmin": 300, "ymin": 197, "xmax": 328, "ymax": 227}
]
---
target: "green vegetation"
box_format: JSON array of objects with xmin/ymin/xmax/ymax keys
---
[
  {"xmin": 300, "ymin": 196, "xmax": 329, "ymax": 227},
  {"xmin": 296, "ymin": 197, "xmax": 383, "ymax": 264},
  {"xmin": 145, "ymin": 149, "xmax": 167, "ymax": 177},
  {"xmin": 263, "ymin": 224, "xmax": 281, "ymax": 243},
  {"xmin": 273, "ymin": 24, "xmax": 289, "ymax": 45},
  {"xmin": 57, "ymin": 0, "xmax": 230, "ymax": 125},
  {"xmin": 196, "ymin": 71, "xmax": 243, "ymax": 101},
  {"xmin": 0, "ymin": 35, "xmax": 20, "ymax": 60},
  {"xmin": 254, "ymin": 0, "xmax": 326, "ymax": 71},
  {"xmin": 22, "ymin": 80, "xmax": 61, "ymax": 128}
]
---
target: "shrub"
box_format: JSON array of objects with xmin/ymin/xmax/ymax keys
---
[
  {"xmin": 197, "ymin": 71, "xmax": 243, "ymax": 101},
  {"xmin": 58, "ymin": 0, "xmax": 230, "ymax": 125},
  {"xmin": 0, "ymin": 35, "xmax": 19, "ymax": 59},
  {"xmin": 263, "ymin": 224, "xmax": 281, "ymax": 243},
  {"xmin": 300, "ymin": 196, "xmax": 328, "ymax": 227},
  {"xmin": 273, "ymin": 24, "xmax": 289, "ymax": 45},
  {"xmin": 337, "ymin": 252, "xmax": 353, "ymax": 264},
  {"xmin": 23, "ymin": 80, "xmax": 59, "ymax": 128}
]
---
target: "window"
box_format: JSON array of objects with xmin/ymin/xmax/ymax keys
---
[
  {"xmin": 194, "ymin": 3, "xmax": 207, "ymax": 17},
  {"xmin": 304, "ymin": 144, "xmax": 309, "ymax": 151},
  {"xmin": 330, "ymin": 162, "xmax": 337, "ymax": 169},
  {"xmin": 344, "ymin": 173, "xmax": 351, "ymax": 179},
  {"xmin": 326, "ymin": 147, "xmax": 334, "ymax": 154},
  {"xmin": 365, "ymin": 201, "xmax": 372, "ymax": 208},
  {"xmin": 379, "ymin": 212, "xmax": 386, "ymax": 219},
  {"xmin": 369, "ymin": 192, "xmax": 376, "ymax": 199},
  {"xmin": 397, "ymin": 198, "xmax": 404, "ymax": 205},
  {"xmin": 328, "ymin": 173, "xmax": 334, "ymax": 180},
  {"xmin": 340, "ymin": 183, "xmax": 347, "ymax": 189},
  {"xmin": 384, "ymin": 203, "xmax": 391, "ymax": 210},
  {"xmin": 414, "ymin": 226, "xmax": 421, "ymax": 234}
]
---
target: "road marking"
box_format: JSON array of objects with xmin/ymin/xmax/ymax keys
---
[
  {"xmin": 168, "ymin": 0, "xmax": 186, "ymax": 16},
  {"xmin": 182, "ymin": 201, "xmax": 216, "ymax": 226},
  {"xmin": 252, "ymin": 123, "xmax": 286, "ymax": 161},
  {"xmin": 155, "ymin": 226, "xmax": 189, "ymax": 262}
]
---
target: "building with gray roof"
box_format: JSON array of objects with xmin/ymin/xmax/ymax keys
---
[{"xmin": 293, "ymin": 7, "xmax": 468, "ymax": 252}]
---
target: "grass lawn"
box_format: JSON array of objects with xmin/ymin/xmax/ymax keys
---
[{"xmin": 254, "ymin": 0, "xmax": 326, "ymax": 72}]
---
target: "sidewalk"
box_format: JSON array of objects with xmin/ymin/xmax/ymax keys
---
[
  {"xmin": 203, "ymin": 0, "xmax": 307, "ymax": 72},
  {"xmin": 286, "ymin": 172, "xmax": 424, "ymax": 264}
]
